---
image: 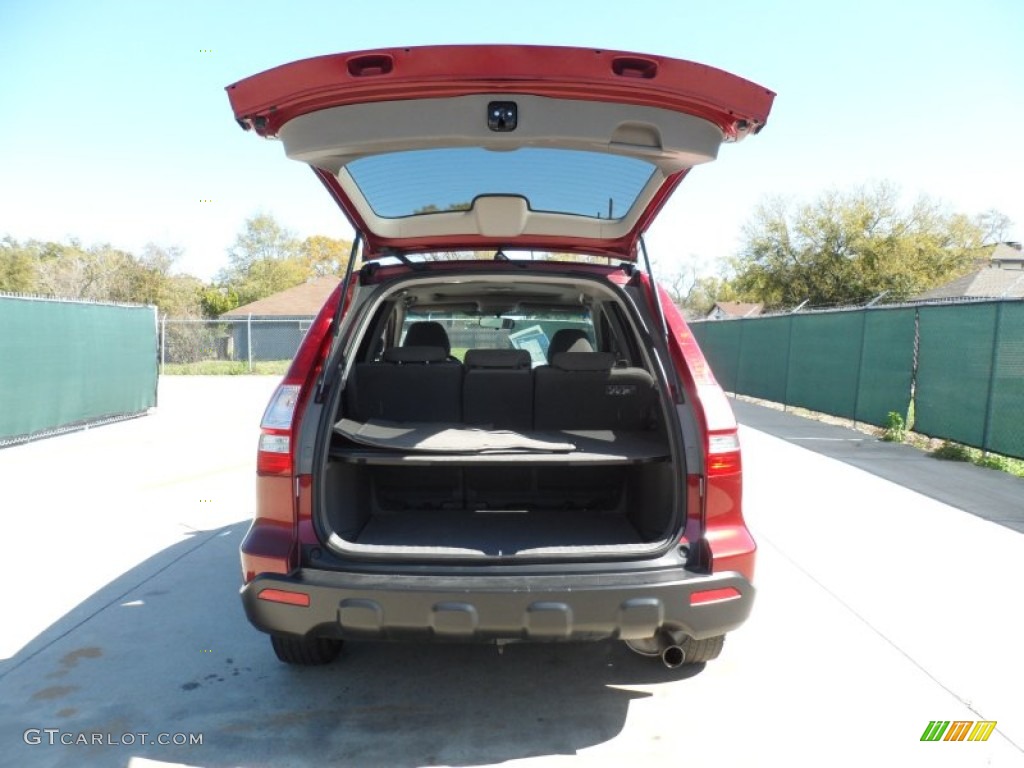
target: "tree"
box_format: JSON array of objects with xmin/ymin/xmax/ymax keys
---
[
  {"xmin": 159, "ymin": 273, "xmax": 205, "ymax": 316},
  {"xmin": 657, "ymin": 257, "xmax": 738, "ymax": 317},
  {"xmin": 198, "ymin": 286, "xmax": 240, "ymax": 317},
  {"xmin": 412, "ymin": 202, "xmax": 472, "ymax": 214},
  {"xmin": 1, "ymin": 235, "xmax": 203, "ymax": 315},
  {"xmin": 31, "ymin": 241, "xmax": 138, "ymax": 302},
  {"xmin": 131, "ymin": 243, "xmax": 203, "ymax": 316},
  {"xmin": 686, "ymin": 275, "xmax": 738, "ymax": 316},
  {"xmin": 0, "ymin": 237, "xmax": 38, "ymax": 293},
  {"xmin": 299, "ymin": 234, "xmax": 354, "ymax": 277},
  {"xmin": 225, "ymin": 212, "xmax": 300, "ymax": 272},
  {"xmin": 215, "ymin": 213, "xmax": 308, "ymax": 308},
  {"xmin": 731, "ymin": 183, "xmax": 1002, "ymax": 308},
  {"xmin": 976, "ymin": 209, "xmax": 1013, "ymax": 244},
  {"xmin": 232, "ymin": 257, "xmax": 308, "ymax": 306},
  {"xmin": 661, "ymin": 261, "xmax": 698, "ymax": 306}
]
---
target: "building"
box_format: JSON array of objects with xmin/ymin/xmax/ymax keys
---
[
  {"xmin": 220, "ymin": 276, "xmax": 340, "ymax": 361},
  {"xmin": 990, "ymin": 242, "xmax": 1024, "ymax": 270},
  {"xmin": 913, "ymin": 242, "xmax": 1024, "ymax": 301}
]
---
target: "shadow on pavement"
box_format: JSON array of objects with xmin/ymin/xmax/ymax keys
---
[{"xmin": 0, "ymin": 522, "xmax": 704, "ymax": 767}]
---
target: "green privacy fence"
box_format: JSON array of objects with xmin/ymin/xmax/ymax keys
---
[
  {"xmin": 0, "ymin": 295, "xmax": 158, "ymax": 445},
  {"xmin": 690, "ymin": 300, "xmax": 1023, "ymax": 460},
  {"xmin": 915, "ymin": 302, "xmax": 1024, "ymax": 459}
]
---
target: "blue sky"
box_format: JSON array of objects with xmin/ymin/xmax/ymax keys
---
[{"xmin": 1, "ymin": 0, "xmax": 1021, "ymax": 281}]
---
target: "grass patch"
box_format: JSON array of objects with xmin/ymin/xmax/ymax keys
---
[
  {"xmin": 881, "ymin": 411, "xmax": 906, "ymax": 442},
  {"xmin": 931, "ymin": 441, "xmax": 971, "ymax": 461},
  {"xmin": 162, "ymin": 360, "xmax": 291, "ymax": 375},
  {"xmin": 931, "ymin": 441, "xmax": 1024, "ymax": 477}
]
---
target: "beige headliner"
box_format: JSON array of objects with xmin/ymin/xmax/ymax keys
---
[
  {"xmin": 278, "ymin": 94, "xmax": 725, "ymax": 242},
  {"xmin": 354, "ymin": 273, "xmax": 623, "ymax": 318}
]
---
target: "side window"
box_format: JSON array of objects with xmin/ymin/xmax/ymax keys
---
[
  {"xmin": 604, "ymin": 302, "xmax": 642, "ymax": 367},
  {"xmin": 353, "ymin": 303, "xmax": 395, "ymax": 362},
  {"xmin": 597, "ymin": 309, "xmax": 618, "ymax": 359}
]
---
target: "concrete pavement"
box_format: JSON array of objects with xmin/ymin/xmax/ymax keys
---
[
  {"xmin": 0, "ymin": 377, "xmax": 1020, "ymax": 766},
  {"xmin": 731, "ymin": 398, "xmax": 1024, "ymax": 533}
]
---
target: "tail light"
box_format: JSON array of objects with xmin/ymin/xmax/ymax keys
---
[
  {"xmin": 702, "ymin": 427, "xmax": 752, "ymax": 578},
  {"xmin": 689, "ymin": 586, "xmax": 741, "ymax": 606},
  {"xmin": 253, "ymin": 280, "xmax": 347, "ymax": 477},
  {"xmin": 257, "ymin": 588, "xmax": 310, "ymax": 607},
  {"xmin": 706, "ymin": 431, "xmax": 741, "ymax": 476},
  {"xmin": 257, "ymin": 384, "xmax": 301, "ymax": 475}
]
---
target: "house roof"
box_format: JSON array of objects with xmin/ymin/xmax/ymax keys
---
[
  {"xmin": 990, "ymin": 242, "xmax": 1024, "ymax": 265},
  {"xmin": 708, "ymin": 301, "xmax": 764, "ymax": 318},
  {"xmin": 914, "ymin": 266, "xmax": 1024, "ymax": 300},
  {"xmin": 222, "ymin": 276, "xmax": 341, "ymax": 317}
]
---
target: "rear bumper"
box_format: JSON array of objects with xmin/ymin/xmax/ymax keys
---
[{"xmin": 241, "ymin": 567, "xmax": 754, "ymax": 642}]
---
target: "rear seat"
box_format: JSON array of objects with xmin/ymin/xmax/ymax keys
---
[
  {"xmin": 534, "ymin": 352, "xmax": 657, "ymax": 431},
  {"xmin": 347, "ymin": 333, "xmax": 657, "ymax": 433},
  {"xmin": 463, "ymin": 349, "xmax": 533, "ymax": 431},
  {"xmin": 349, "ymin": 346, "xmax": 462, "ymax": 423}
]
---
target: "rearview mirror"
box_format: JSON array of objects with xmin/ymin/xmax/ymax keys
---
[{"xmin": 478, "ymin": 317, "xmax": 516, "ymax": 330}]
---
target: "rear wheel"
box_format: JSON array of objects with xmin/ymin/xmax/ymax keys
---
[
  {"xmin": 625, "ymin": 632, "xmax": 726, "ymax": 665},
  {"xmin": 270, "ymin": 634, "xmax": 343, "ymax": 666},
  {"xmin": 678, "ymin": 634, "xmax": 725, "ymax": 664}
]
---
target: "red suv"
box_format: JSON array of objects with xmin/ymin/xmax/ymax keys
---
[{"xmin": 227, "ymin": 46, "xmax": 774, "ymax": 667}]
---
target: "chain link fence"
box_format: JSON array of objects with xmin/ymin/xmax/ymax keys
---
[
  {"xmin": 160, "ymin": 316, "xmax": 314, "ymax": 370},
  {"xmin": 160, "ymin": 315, "xmax": 594, "ymax": 371},
  {"xmin": 690, "ymin": 298, "xmax": 1024, "ymax": 459}
]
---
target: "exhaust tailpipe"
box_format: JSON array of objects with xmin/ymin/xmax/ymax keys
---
[
  {"xmin": 626, "ymin": 632, "xmax": 687, "ymax": 667},
  {"xmin": 661, "ymin": 644, "xmax": 685, "ymax": 668}
]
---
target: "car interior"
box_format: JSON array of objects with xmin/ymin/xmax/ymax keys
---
[{"xmin": 315, "ymin": 271, "xmax": 682, "ymax": 559}]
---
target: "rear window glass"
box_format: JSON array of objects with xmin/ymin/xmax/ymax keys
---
[
  {"xmin": 347, "ymin": 148, "xmax": 656, "ymax": 221},
  {"xmin": 401, "ymin": 310, "xmax": 595, "ymax": 367}
]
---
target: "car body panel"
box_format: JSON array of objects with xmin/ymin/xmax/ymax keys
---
[
  {"xmin": 241, "ymin": 569, "xmax": 754, "ymax": 643},
  {"xmin": 227, "ymin": 45, "xmax": 774, "ymax": 259}
]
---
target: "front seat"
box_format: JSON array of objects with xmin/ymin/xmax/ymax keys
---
[
  {"xmin": 546, "ymin": 328, "xmax": 594, "ymax": 363},
  {"xmin": 403, "ymin": 321, "xmax": 453, "ymax": 356}
]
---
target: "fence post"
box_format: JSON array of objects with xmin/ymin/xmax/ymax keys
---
[
  {"xmin": 851, "ymin": 308, "xmax": 869, "ymax": 427},
  {"xmin": 980, "ymin": 301, "xmax": 1004, "ymax": 454},
  {"xmin": 781, "ymin": 315, "xmax": 795, "ymax": 412},
  {"xmin": 247, "ymin": 313, "xmax": 253, "ymax": 373},
  {"xmin": 909, "ymin": 307, "xmax": 921, "ymax": 429},
  {"xmin": 732, "ymin": 320, "xmax": 744, "ymax": 397},
  {"xmin": 160, "ymin": 313, "xmax": 166, "ymax": 375}
]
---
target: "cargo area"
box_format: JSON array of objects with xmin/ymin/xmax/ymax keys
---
[
  {"xmin": 320, "ymin": 455, "xmax": 675, "ymax": 557},
  {"xmin": 312, "ymin": 270, "xmax": 685, "ymax": 561}
]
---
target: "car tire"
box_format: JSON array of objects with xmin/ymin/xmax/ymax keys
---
[
  {"xmin": 270, "ymin": 634, "xmax": 343, "ymax": 666},
  {"xmin": 679, "ymin": 634, "xmax": 725, "ymax": 664}
]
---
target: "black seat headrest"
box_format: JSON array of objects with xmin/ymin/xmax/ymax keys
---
[
  {"xmin": 464, "ymin": 349, "xmax": 531, "ymax": 370},
  {"xmin": 547, "ymin": 329, "xmax": 593, "ymax": 362},
  {"xmin": 382, "ymin": 346, "xmax": 448, "ymax": 364},
  {"xmin": 403, "ymin": 321, "xmax": 451, "ymax": 355},
  {"xmin": 551, "ymin": 352, "xmax": 616, "ymax": 372}
]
